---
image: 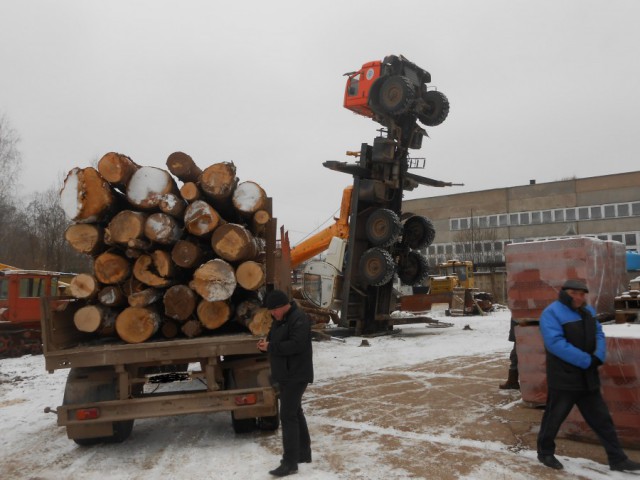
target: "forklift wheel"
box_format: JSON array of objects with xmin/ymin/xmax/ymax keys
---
[
  {"xmin": 419, "ymin": 90, "xmax": 450, "ymax": 127},
  {"xmin": 365, "ymin": 208, "xmax": 401, "ymax": 247},
  {"xmin": 378, "ymin": 76, "xmax": 415, "ymax": 115},
  {"xmin": 403, "ymin": 216, "xmax": 436, "ymax": 250},
  {"xmin": 359, "ymin": 248, "xmax": 396, "ymax": 286},
  {"xmin": 397, "ymin": 251, "xmax": 430, "ymax": 286}
]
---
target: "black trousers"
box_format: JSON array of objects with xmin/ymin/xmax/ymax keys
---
[
  {"xmin": 279, "ymin": 381, "xmax": 310, "ymax": 466},
  {"xmin": 537, "ymin": 387, "xmax": 627, "ymax": 465}
]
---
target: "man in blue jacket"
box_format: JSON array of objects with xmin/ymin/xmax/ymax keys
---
[
  {"xmin": 258, "ymin": 289, "xmax": 313, "ymax": 477},
  {"xmin": 537, "ymin": 279, "xmax": 640, "ymax": 471}
]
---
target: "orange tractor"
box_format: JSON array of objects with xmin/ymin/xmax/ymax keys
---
[{"xmin": 0, "ymin": 264, "xmax": 72, "ymax": 357}]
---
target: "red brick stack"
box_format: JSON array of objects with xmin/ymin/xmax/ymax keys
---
[{"xmin": 506, "ymin": 238, "xmax": 621, "ymax": 323}]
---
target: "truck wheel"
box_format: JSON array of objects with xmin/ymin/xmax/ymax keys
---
[
  {"xmin": 365, "ymin": 209, "xmax": 401, "ymax": 247},
  {"xmin": 359, "ymin": 248, "xmax": 396, "ymax": 286},
  {"xmin": 398, "ymin": 251, "xmax": 430, "ymax": 286},
  {"xmin": 257, "ymin": 398, "xmax": 280, "ymax": 431},
  {"xmin": 63, "ymin": 367, "xmax": 134, "ymax": 445},
  {"xmin": 378, "ymin": 76, "xmax": 415, "ymax": 115},
  {"xmin": 403, "ymin": 216, "xmax": 436, "ymax": 250},
  {"xmin": 225, "ymin": 370, "xmax": 257, "ymax": 434},
  {"xmin": 419, "ymin": 90, "xmax": 449, "ymax": 127}
]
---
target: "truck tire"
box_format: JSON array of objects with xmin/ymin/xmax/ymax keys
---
[
  {"xmin": 403, "ymin": 216, "xmax": 436, "ymax": 250},
  {"xmin": 419, "ymin": 90, "xmax": 449, "ymax": 127},
  {"xmin": 225, "ymin": 370, "xmax": 257, "ymax": 434},
  {"xmin": 397, "ymin": 251, "xmax": 430, "ymax": 286},
  {"xmin": 359, "ymin": 248, "xmax": 396, "ymax": 286},
  {"xmin": 378, "ymin": 76, "xmax": 415, "ymax": 115},
  {"xmin": 257, "ymin": 398, "xmax": 280, "ymax": 431},
  {"xmin": 63, "ymin": 367, "xmax": 134, "ymax": 445},
  {"xmin": 365, "ymin": 208, "xmax": 401, "ymax": 247}
]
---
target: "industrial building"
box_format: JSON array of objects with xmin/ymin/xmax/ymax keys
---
[{"xmin": 403, "ymin": 170, "xmax": 640, "ymax": 270}]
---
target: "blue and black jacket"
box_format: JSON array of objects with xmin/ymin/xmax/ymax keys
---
[{"xmin": 539, "ymin": 291, "xmax": 605, "ymax": 391}]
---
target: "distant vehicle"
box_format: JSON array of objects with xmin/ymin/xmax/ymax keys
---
[{"xmin": 0, "ymin": 264, "xmax": 72, "ymax": 357}]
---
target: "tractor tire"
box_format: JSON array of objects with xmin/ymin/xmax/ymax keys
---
[
  {"xmin": 257, "ymin": 398, "xmax": 280, "ymax": 432},
  {"xmin": 359, "ymin": 248, "xmax": 396, "ymax": 287},
  {"xmin": 63, "ymin": 367, "xmax": 134, "ymax": 446},
  {"xmin": 397, "ymin": 251, "xmax": 430, "ymax": 286},
  {"xmin": 365, "ymin": 208, "xmax": 401, "ymax": 247},
  {"xmin": 403, "ymin": 216, "xmax": 436, "ymax": 250},
  {"xmin": 378, "ymin": 76, "xmax": 415, "ymax": 115},
  {"xmin": 419, "ymin": 90, "xmax": 450, "ymax": 127},
  {"xmin": 225, "ymin": 369, "xmax": 257, "ymax": 434}
]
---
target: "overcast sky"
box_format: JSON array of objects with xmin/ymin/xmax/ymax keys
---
[{"xmin": 2, "ymin": 1, "xmax": 640, "ymax": 244}]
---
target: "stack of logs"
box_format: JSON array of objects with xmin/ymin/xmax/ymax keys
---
[{"xmin": 61, "ymin": 152, "xmax": 275, "ymax": 344}]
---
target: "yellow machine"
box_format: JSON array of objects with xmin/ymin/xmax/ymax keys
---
[{"xmin": 429, "ymin": 260, "xmax": 475, "ymax": 293}]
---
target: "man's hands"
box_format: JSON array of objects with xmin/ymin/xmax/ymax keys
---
[{"xmin": 257, "ymin": 338, "xmax": 269, "ymax": 352}]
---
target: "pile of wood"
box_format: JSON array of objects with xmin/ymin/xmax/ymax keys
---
[{"xmin": 61, "ymin": 152, "xmax": 274, "ymax": 343}]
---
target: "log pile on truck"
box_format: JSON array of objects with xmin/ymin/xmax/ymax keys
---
[{"xmin": 61, "ymin": 152, "xmax": 277, "ymax": 343}]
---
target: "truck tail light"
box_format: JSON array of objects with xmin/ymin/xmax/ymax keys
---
[
  {"xmin": 75, "ymin": 408, "xmax": 100, "ymax": 420},
  {"xmin": 234, "ymin": 394, "xmax": 257, "ymax": 406}
]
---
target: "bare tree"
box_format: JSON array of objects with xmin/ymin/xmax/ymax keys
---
[
  {"xmin": 452, "ymin": 226, "xmax": 500, "ymax": 266},
  {"xmin": 0, "ymin": 114, "xmax": 22, "ymax": 205}
]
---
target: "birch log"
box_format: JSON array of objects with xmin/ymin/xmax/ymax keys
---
[
  {"xmin": 232, "ymin": 181, "xmax": 267, "ymax": 218},
  {"xmin": 97, "ymin": 152, "xmax": 140, "ymax": 188},
  {"xmin": 184, "ymin": 200, "xmax": 223, "ymax": 237},
  {"xmin": 200, "ymin": 162, "xmax": 237, "ymax": 203},
  {"xmin": 126, "ymin": 166, "xmax": 179, "ymax": 210},
  {"xmin": 69, "ymin": 273, "xmax": 100, "ymax": 300},
  {"xmin": 105, "ymin": 210, "xmax": 148, "ymax": 246},
  {"xmin": 166, "ymin": 151, "xmax": 203, "ymax": 183},
  {"xmin": 74, "ymin": 305, "xmax": 117, "ymax": 336},
  {"xmin": 189, "ymin": 259, "xmax": 237, "ymax": 302},
  {"xmin": 171, "ymin": 239, "xmax": 204, "ymax": 269},
  {"xmin": 196, "ymin": 299, "xmax": 232, "ymax": 330},
  {"xmin": 94, "ymin": 251, "xmax": 131, "ymax": 285},
  {"xmin": 211, "ymin": 223, "xmax": 262, "ymax": 262},
  {"xmin": 64, "ymin": 224, "xmax": 104, "ymax": 255},
  {"xmin": 163, "ymin": 284, "xmax": 197, "ymax": 321},
  {"xmin": 60, "ymin": 167, "xmax": 115, "ymax": 223},
  {"xmin": 98, "ymin": 285, "xmax": 127, "ymax": 307},
  {"xmin": 144, "ymin": 212, "xmax": 183, "ymax": 245},
  {"xmin": 236, "ymin": 261, "xmax": 266, "ymax": 290},
  {"xmin": 133, "ymin": 250, "xmax": 174, "ymax": 288},
  {"xmin": 116, "ymin": 306, "xmax": 162, "ymax": 343}
]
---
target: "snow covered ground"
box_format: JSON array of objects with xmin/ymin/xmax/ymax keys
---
[{"xmin": 0, "ymin": 308, "xmax": 638, "ymax": 479}]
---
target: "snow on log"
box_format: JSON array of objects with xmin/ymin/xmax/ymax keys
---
[
  {"xmin": 60, "ymin": 167, "xmax": 115, "ymax": 223},
  {"xmin": 144, "ymin": 212, "xmax": 183, "ymax": 245},
  {"xmin": 64, "ymin": 224, "xmax": 104, "ymax": 255},
  {"xmin": 105, "ymin": 210, "xmax": 148, "ymax": 246},
  {"xmin": 232, "ymin": 181, "xmax": 267, "ymax": 217},
  {"xmin": 163, "ymin": 284, "xmax": 197, "ymax": 321},
  {"xmin": 211, "ymin": 223, "xmax": 262, "ymax": 262},
  {"xmin": 73, "ymin": 304, "xmax": 117, "ymax": 336},
  {"xmin": 189, "ymin": 259, "xmax": 237, "ymax": 302},
  {"xmin": 200, "ymin": 162, "xmax": 237, "ymax": 202},
  {"xmin": 116, "ymin": 306, "xmax": 162, "ymax": 343},
  {"xmin": 126, "ymin": 166, "xmax": 179, "ymax": 210},
  {"xmin": 133, "ymin": 250, "xmax": 174, "ymax": 288},
  {"xmin": 166, "ymin": 151, "xmax": 203, "ymax": 183},
  {"xmin": 184, "ymin": 200, "xmax": 223, "ymax": 237},
  {"xmin": 69, "ymin": 273, "xmax": 100, "ymax": 300},
  {"xmin": 98, "ymin": 285, "xmax": 127, "ymax": 307},
  {"xmin": 94, "ymin": 251, "xmax": 131, "ymax": 285},
  {"xmin": 159, "ymin": 193, "xmax": 187, "ymax": 218},
  {"xmin": 196, "ymin": 299, "xmax": 232, "ymax": 330},
  {"xmin": 97, "ymin": 152, "xmax": 140, "ymax": 187},
  {"xmin": 236, "ymin": 261, "xmax": 266, "ymax": 291}
]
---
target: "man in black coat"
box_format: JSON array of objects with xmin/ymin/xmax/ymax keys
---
[
  {"xmin": 258, "ymin": 289, "xmax": 313, "ymax": 477},
  {"xmin": 537, "ymin": 279, "xmax": 640, "ymax": 472}
]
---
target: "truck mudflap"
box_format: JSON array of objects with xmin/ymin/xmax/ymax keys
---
[{"xmin": 55, "ymin": 386, "xmax": 277, "ymax": 427}]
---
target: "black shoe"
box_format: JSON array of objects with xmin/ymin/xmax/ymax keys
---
[
  {"xmin": 298, "ymin": 449, "xmax": 312, "ymax": 463},
  {"xmin": 537, "ymin": 454, "xmax": 563, "ymax": 470},
  {"xmin": 611, "ymin": 459, "xmax": 640, "ymax": 471},
  {"xmin": 269, "ymin": 462, "xmax": 298, "ymax": 477}
]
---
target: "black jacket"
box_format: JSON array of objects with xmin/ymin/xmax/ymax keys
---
[
  {"xmin": 540, "ymin": 290, "xmax": 605, "ymax": 391},
  {"xmin": 267, "ymin": 302, "xmax": 314, "ymax": 384}
]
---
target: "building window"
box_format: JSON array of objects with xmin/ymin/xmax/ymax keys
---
[
  {"xmin": 428, "ymin": 246, "xmax": 436, "ymax": 255},
  {"xmin": 633, "ymin": 203, "xmax": 640, "ymax": 216},
  {"xmin": 483, "ymin": 242, "xmax": 492, "ymax": 252},
  {"xmin": 604, "ymin": 205, "xmax": 616, "ymax": 218},
  {"xmin": 499, "ymin": 214, "xmax": 508, "ymax": 226},
  {"xmin": 437, "ymin": 245, "xmax": 444, "ymax": 254},
  {"xmin": 618, "ymin": 204, "xmax": 629, "ymax": 217},
  {"xmin": 578, "ymin": 207, "xmax": 589, "ymax": 220},
  {"xmin": 474, "ymin": 242, "xmax": 482, "ymax": 252},
  {"xmin": 510, "ymin": 213, "xmax": 519, "ymax": 225},
  {"xmin": 494, "ymin": 241, "xmax": 503, "ymax": 251},
  {"xmin": 489, "ymin": 215, "xmax": 498, "ymax": 227},
  {"xmin": 464, "ymin": 244, "xmax": 471, "ymax": 253},
  {"xmin": 554, "ymin": 210, "xmax": 565, "ymax": 222},
  {"xmin": 455, "ymin": 244, "xmax": 463, "ymax": 254},
  {"xmin": 590, "ymin": 206, "xmax": 602, "ymax": 219},
  {"xmin": 597, "ymin": 235, "xmax": 608, "ymax": 241},
  {"xmin": 612, "ymin": 234, "xmax": 623, "ymax": 243},
  {"xmin": 460, "ymin": 218, "xmax": 469, "ymax": 229},
  {"xmin": 566, "ymin": 208, "xmax": 576, "ymax": 221},
  {"xmin": 478, "ymin": 216, "xmax": 488, "ymax": 228},
  {"xmin": 542, "ymin": 210, "xmax": 552, "ymax": 223},
  {"xmin": 445, "ymin": 244, "xmax": 453, "ymax": 254},
  {"xmin": 519, "ymin": 212, "xmax": 530, "ymax": 225},
  {"xmin": 531, "ymin": 211, "xmax": 541, "ymax": 224},
  {"xmin": 451, "ymin": 219, "xmax": 459, "ymax": 230},
  {"xmin": 625, "ymin": 234, "xmax": 637, "ymax": 246}
]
